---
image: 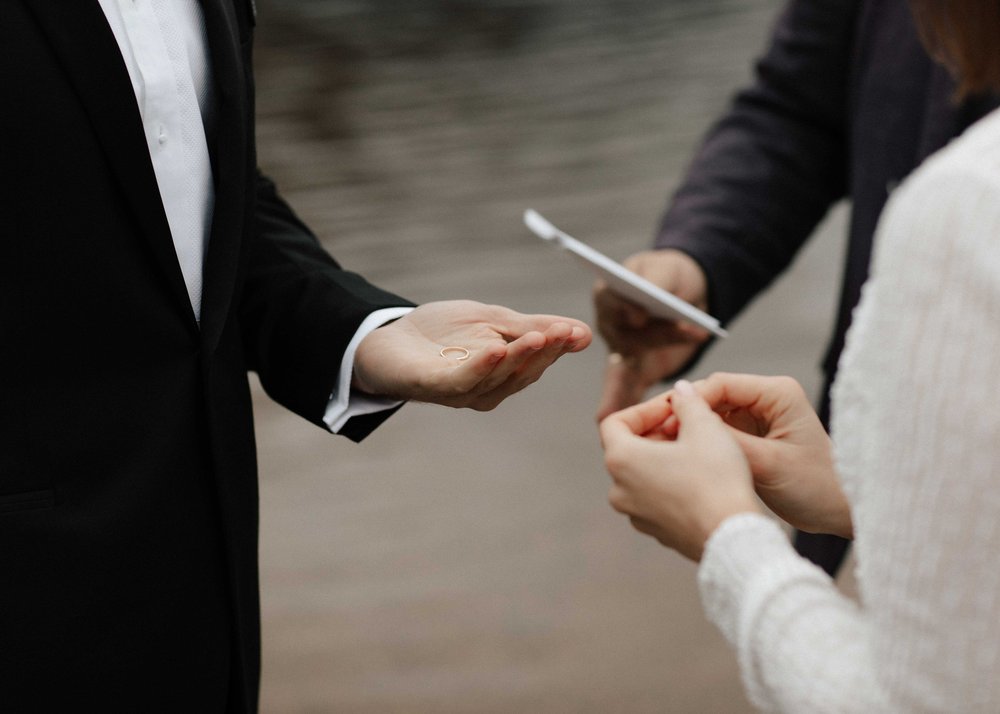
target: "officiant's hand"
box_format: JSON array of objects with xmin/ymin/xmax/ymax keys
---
[
  {"xmin": 594, "ymin": 249, "xmax": 711, "ymax": 421},
  {"xmin": 352, "ymin": 300, "xmax": 591, "ymax": 410}
]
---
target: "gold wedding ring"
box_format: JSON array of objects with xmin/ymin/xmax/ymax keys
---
[{"xmin": 440, "ymin": 346, "xmax": 471, "ymax": 361}]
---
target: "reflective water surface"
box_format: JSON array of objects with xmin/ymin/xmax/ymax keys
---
[{"xmin": 250, "ymin": 2, "xmax": 850, "ymax": 711}]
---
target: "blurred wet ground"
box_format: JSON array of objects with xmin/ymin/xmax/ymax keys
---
[{"xmin": 250, "ymin": 1, "xmax": 852, "ymax": 711}]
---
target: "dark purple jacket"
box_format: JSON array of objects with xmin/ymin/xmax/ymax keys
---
[
  {"xmin": 655, "ymin": 0, "xmax": 997, "ymax": 573},
  {"xmin": 658, "ymin": 0, "xmax": 996, "ymax": 407}
]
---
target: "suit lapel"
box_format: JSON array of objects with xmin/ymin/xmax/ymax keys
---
[
  {"xmin": 199, "ymin": 0, "xmax": 250, "ymax": 355},
  {"xmin": 22, "ymin": 0, "xmax": 198, "ymax": 329}
]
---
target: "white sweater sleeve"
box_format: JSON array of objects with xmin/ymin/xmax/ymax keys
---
[
  {"xmin": 699, "ymin": 514, "xmax": 885, "ymax": 712},
  {"xmin": 697, "ymin": 135, "xmax": 1000, "ymax": 712}
]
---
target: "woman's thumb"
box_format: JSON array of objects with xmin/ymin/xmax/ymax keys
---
[
  {"xmin": 670, "ymin": 379, "xmax": 719, "ymax": 433},
  {"xmin": 726, "ymin": 427, "xmax": 771, "ymax": 475}
]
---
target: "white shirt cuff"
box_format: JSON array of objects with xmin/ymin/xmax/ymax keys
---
[{"xmin": 322, "ymin": 306, "xmax": 415, "ymax": 433}]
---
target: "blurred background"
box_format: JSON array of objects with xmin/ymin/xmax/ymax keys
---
[{"xmin": 250, "ymin": 0, "xmax": 853, "ymax": 711}]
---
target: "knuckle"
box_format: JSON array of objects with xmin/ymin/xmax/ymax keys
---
[
  {"xmin": 772, "ymin": 375, "xmax": 800, "ymax": 393},
  {"xmin": 603, "ymin": 448, "xmax": 629, "ymax": 479},
  {"xmin": 608, "ymin": 487, "xmax": 629, "ymax": 514},
  {"xmin": 704, "ymin": 371, "xmax": 725, "ymax": 388},
  {"xmin": 749, "ymin": 441, "xmax": 774, "ymax": 471},
  {"xmin": 629, "ymin": 516, "xmax": 651, "ymax": 535},
  {"xmin": 773, "ymin": 375, "xmax": 807, "ymax": 404},
  {"xmin": 603, "ymin": 445, "xmax": 619, "ymax": 469}
]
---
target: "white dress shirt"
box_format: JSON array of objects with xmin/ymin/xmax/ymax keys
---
[
  {"xmin": 98, "ymin": 0, "xmax": 406, "ymax": 432},
  {"xmin": 99, "ymin": 0, "xmax": 214, "ymax": 321}
]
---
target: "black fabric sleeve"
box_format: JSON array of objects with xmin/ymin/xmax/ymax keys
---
[
  {"xmin": 240, "ymin": 171, "xmax": 416, "ymax": 437},
  {"xmin": 656, "ymin": 0, "xmax": 861, "ymax": 326}
]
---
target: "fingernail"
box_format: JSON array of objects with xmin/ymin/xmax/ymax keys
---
[{"xmin": 674, "ymin": 379, "xmax": 695, "ymax": 396}]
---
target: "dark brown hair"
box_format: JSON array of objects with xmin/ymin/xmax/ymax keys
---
[{"xmin": 910, "ymin": 0, "xmax": 1000, "ymax": 98}]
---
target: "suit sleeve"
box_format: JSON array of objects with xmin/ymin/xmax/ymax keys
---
[
  {"xmin": 239, "ymin": 170, "xmax": 415, "ymax": 436},
  {"xmin": 656, "ymin": 0, "xmax": 860, "ymax": 325}
]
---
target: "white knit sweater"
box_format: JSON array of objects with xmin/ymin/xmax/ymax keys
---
[{"xmin": 698, "ymin": 108, "xmax": 1000, "ymax": 712}]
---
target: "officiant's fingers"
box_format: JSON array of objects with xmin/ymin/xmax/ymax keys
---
[
  {"xmin": 595, "ymin": 353, "xmax": 655, "ymax": 422},
  {"xmin": 596, "ymin": 287, "xmax": 707, "ymax": 352}
]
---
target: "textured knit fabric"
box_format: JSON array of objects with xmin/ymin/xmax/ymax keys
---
[{"xmin": 698, "ymin": 107, "xmax": 1000, "ymax": 712}]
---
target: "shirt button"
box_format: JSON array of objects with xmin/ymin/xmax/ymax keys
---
[{"xmin": 158, "ymin": 126, "xmax": 168, "ymax": 145}]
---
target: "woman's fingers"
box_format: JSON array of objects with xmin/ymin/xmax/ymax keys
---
[
  {"xmin": 697, "ymin": 372, "xmax": 786, "ymax": 407},
  {"xmin": 668, "ymin": 380, "xmax": 728, "ymax": 439},
  {"xmin": 690, "ymin": 373, "xmax": 812, "ymax": 436},
  {"xmin": 599, "ymin": 392, "xmax": 673, "ymax": 447}
]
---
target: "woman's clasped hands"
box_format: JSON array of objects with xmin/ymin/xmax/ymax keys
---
[{"xmin": 599, "ymin": 373, "xmax": 853, "ymax": 562}]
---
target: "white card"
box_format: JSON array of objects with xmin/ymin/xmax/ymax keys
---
[{"xmin": 524, "ymin": 209, "xmax": 727, "ymax": 338}]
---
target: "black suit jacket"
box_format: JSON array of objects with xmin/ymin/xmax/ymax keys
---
[{"xmin": 1, "ymin": 2, "xmax": 412, "ymax": 710}]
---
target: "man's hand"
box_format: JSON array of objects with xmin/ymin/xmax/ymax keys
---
[
  {"xmin": 593, "ymin": 249, "xmax": 712, "ymax": 421},
  {"xmin": 686, "ymin": 373, "xmax": 853, "ymax": 539},
  {"xmin": 352, "ymin": 300, "xmax": 591, "ymax": 410}
]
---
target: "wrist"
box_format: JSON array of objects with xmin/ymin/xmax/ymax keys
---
[
  {"xmin": 698, "ymin": 498, "xmax": 763, "ymax": 559},
  {"xmin": 351, "ymin": 331, "xmax": 387, "ymax": 397}
]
